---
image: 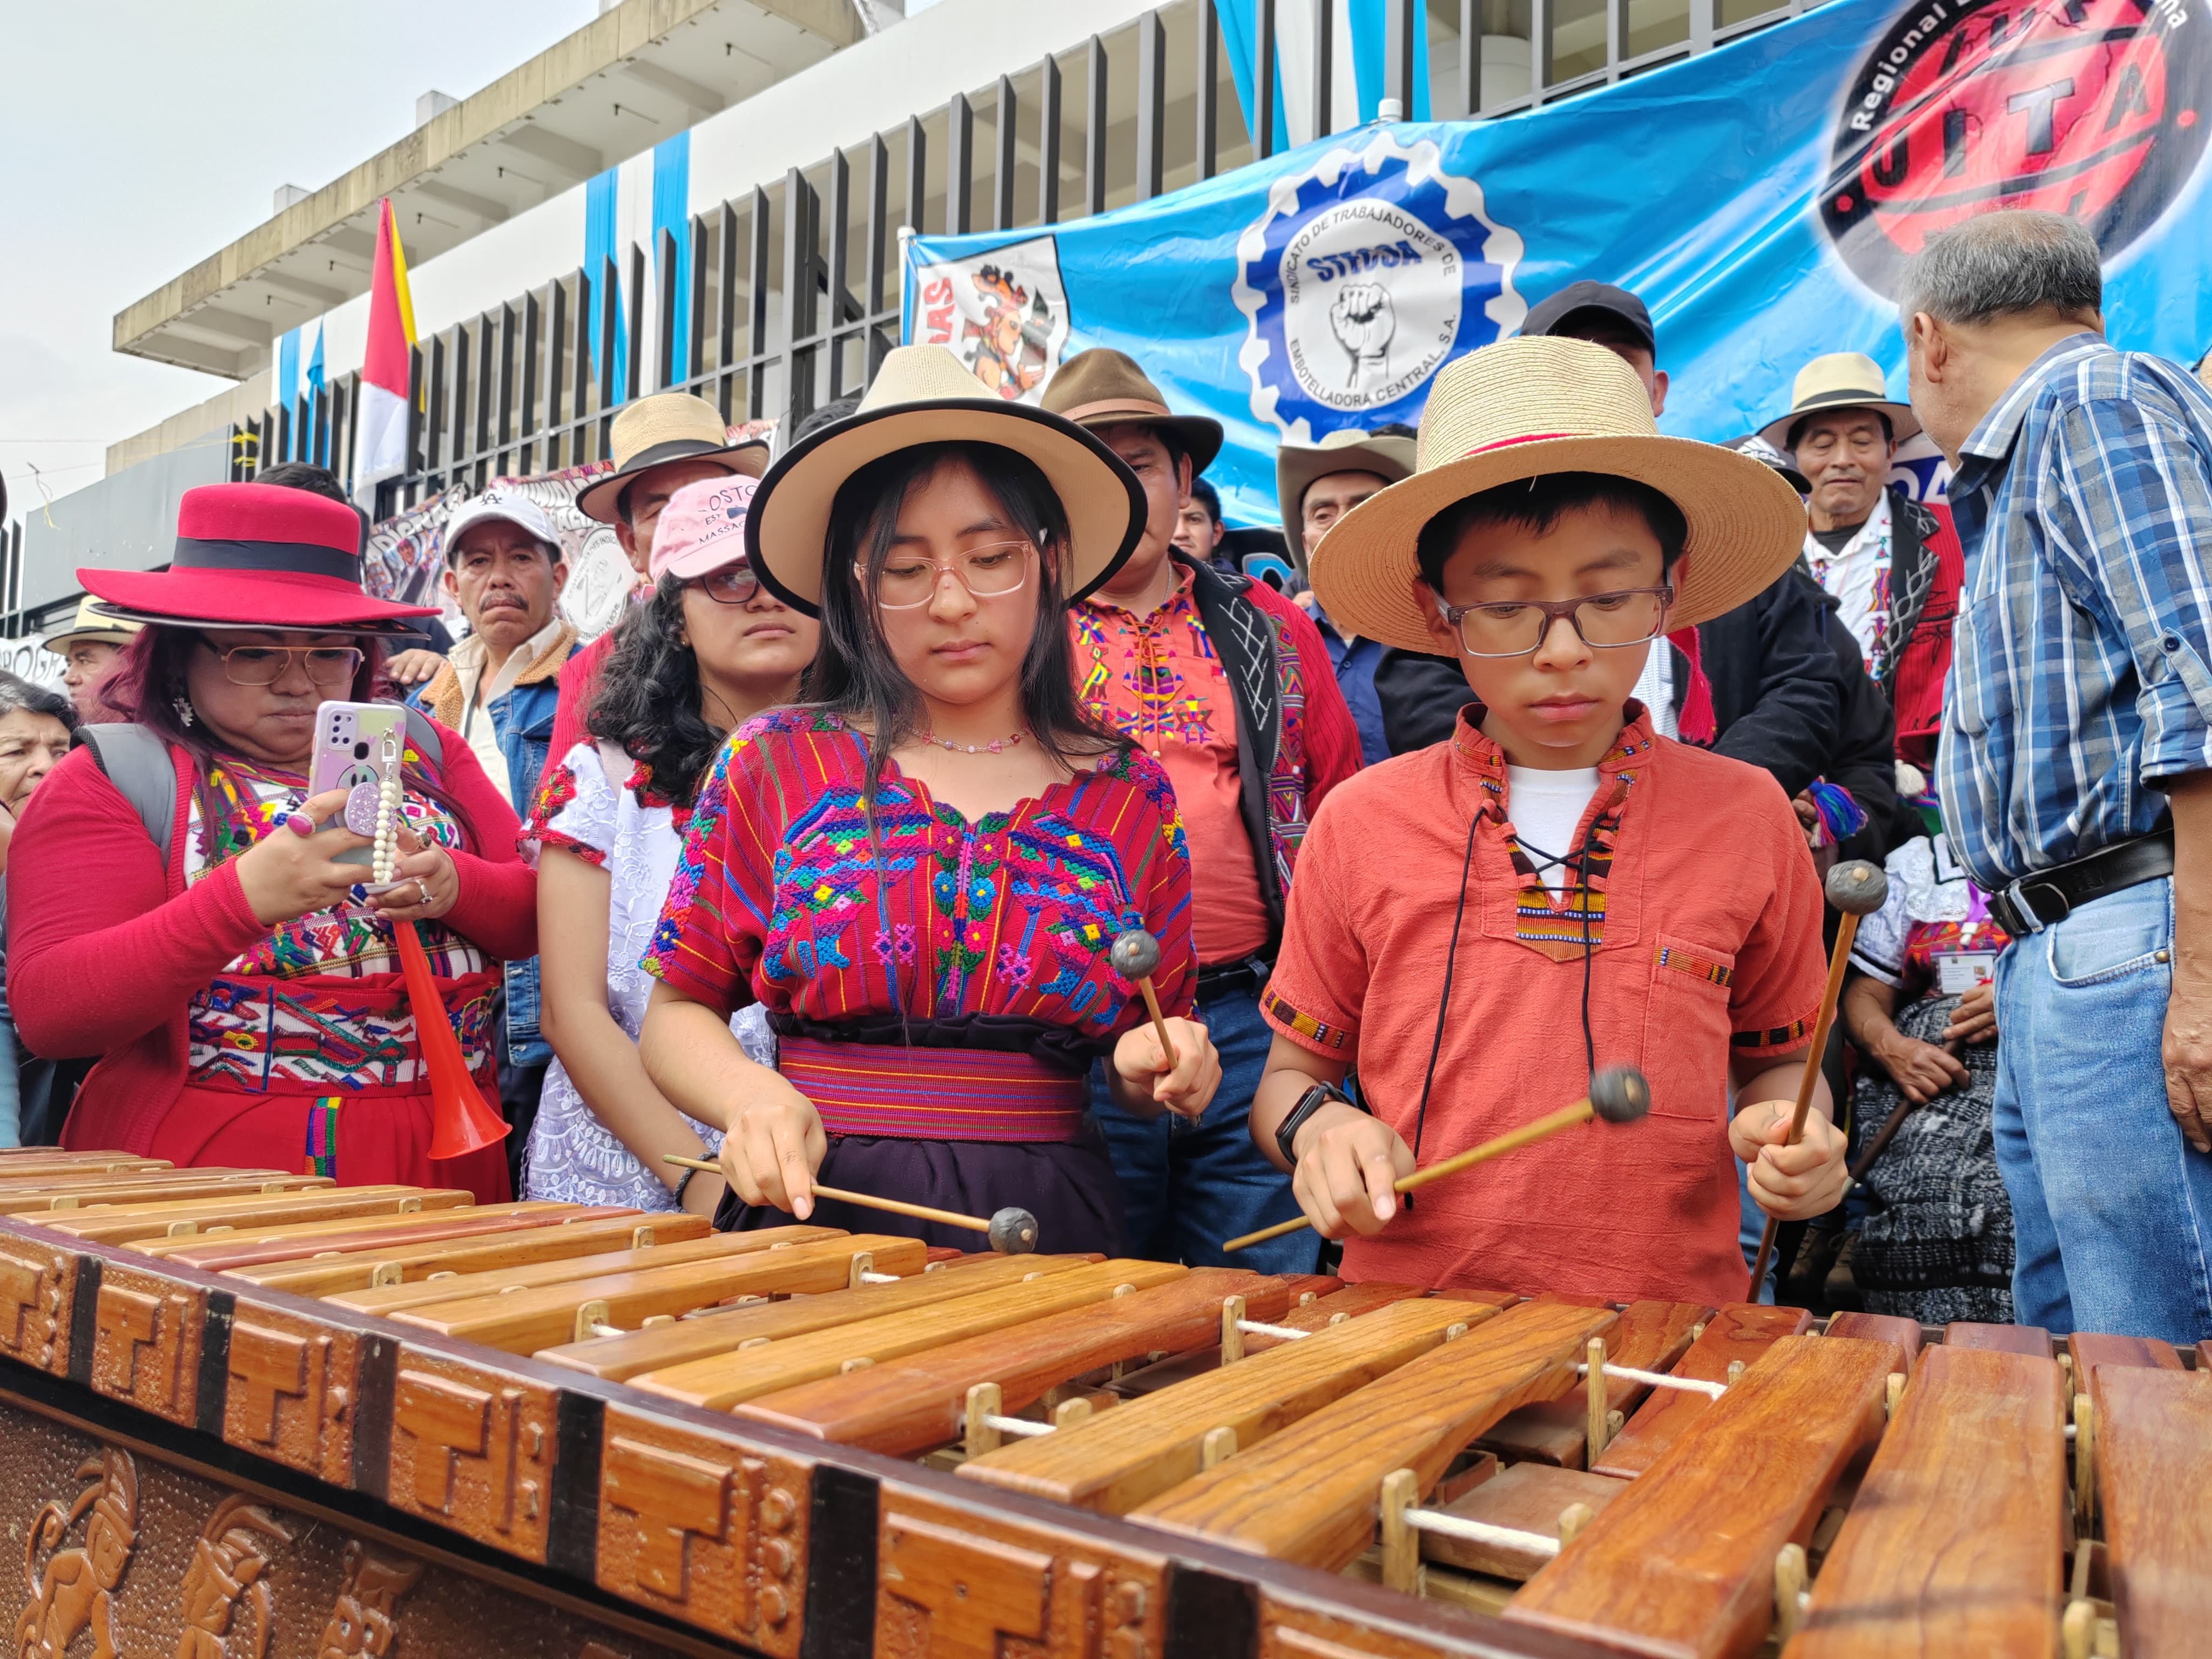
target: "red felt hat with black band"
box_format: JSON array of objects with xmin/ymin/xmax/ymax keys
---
[{"xmin": 78, "ymin": 482, "xmax": 440, "ymax": 633}]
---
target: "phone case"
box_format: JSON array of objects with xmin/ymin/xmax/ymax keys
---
[{"xmin": 308, "ymin": 702, "xmax": 405, "ymax": 867}]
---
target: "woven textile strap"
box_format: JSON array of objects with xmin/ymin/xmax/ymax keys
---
[{"xmin": 778, "ymin": 1035, "xmax": 1088, "ymax": 1142}]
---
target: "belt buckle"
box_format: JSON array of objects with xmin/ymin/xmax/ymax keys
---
[{"xmin": 2001, "ymin": 878, "xmax": 2068, "ymax": 935}]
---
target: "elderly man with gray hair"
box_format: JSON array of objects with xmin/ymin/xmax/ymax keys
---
[{"xmin": 1904, "ymin": 207, "xmax": 2212, "ymax": 1344}]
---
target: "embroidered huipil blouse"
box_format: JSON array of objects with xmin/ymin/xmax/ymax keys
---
[{"xmin": 645, "ymin": 710, "xmax": 1196, "ymax": 1140}]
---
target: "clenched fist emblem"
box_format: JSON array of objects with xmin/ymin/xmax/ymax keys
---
[{"xmin": 1330, "ymin": 282, "xmax": 1395, "ymax": 392}]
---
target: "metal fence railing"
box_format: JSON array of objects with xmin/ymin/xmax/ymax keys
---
[{"xmin": 211, "ymin": 0, "xmax": 1803, "ymax": 524}]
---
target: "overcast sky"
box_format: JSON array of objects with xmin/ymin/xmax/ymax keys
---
[{"xmin": 0, "ymin": 2, "xmax": 599, "ymax": 526}]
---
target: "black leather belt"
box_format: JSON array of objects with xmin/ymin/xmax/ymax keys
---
[
  {"xmin": 1195, "ymin": 955, "xmax": 1272, "ymax": 999},
  {"xmin": 1986, "ymin": 830, "xmax": 2175, "ymax": 936}
]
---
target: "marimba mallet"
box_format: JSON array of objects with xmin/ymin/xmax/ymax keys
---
[
  {"xmin": 661, "ymin": 1155, "xmax": 1040, "ymax": 1253},
  {"xmin": 1110, "ymin": 928, "xmax": 1180, "ymax": 1070},
  {"xmin": 1744, "ymin": 858, "xmax": 1890, "ymax": 1296},
  {"xmin": 1220, "ymin": 1065, "xmax": 1653, "ymax": 1254}
]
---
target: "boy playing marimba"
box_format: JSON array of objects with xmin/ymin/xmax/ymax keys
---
[{"xmin": 1250, "ymin": 338, "xmax": 1849, "ymax": 1303}]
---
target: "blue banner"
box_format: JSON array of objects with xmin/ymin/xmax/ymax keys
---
[{"xmin": 906, "ymin": 0, "xmax": 2212, "ymax": 540}]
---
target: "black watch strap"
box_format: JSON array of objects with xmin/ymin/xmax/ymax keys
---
[{"xmin": 1276, "ymin": 1081, "xmax": 1353, "ymax": 1165}]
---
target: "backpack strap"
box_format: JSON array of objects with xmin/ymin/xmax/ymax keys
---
[
  {"xmin": 403, "ymin": 705, "xmax": 446, "ymax": 771},
  {"xmin": 73, "ymin": 723, "xmax": 179, "ymax": 868}
]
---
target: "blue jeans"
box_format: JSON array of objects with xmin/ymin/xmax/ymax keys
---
[
  {"xmin": 1994, "ymin": 876, "xmax": 2212, "ymax": 1343},
  {"xmin": 1090, "ymin": 983, "xmax": 1319, "ymax": 1273}
]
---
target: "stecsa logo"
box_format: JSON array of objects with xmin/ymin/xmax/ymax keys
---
[{"xmin": 1822, "ymin": 0, "xmax": 2211, "ymax": 295}]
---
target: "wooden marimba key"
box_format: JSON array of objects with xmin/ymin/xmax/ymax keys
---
[{"xmin": 0, "ymin": 1155, "xmax": 2201, "ymax": 1659}]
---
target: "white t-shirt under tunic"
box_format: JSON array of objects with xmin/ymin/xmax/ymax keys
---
[{"xmin": 1504, "ymin": 765, "xmax": 1603, "ymax": 896}]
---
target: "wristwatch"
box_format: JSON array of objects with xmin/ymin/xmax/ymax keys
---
[{"xmin": 1276, "ymin": 1080, "xmax": 1355, "ymax": 1165}]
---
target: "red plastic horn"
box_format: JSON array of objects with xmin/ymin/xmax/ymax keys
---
[{"xmin": 393, "ymin": 920, "xmax": 510, "ymax": 1161}]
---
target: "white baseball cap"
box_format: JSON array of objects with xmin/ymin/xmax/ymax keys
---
[{"xmin": 442, "ymin": 492, "xmax": 562, "ymax": 564}]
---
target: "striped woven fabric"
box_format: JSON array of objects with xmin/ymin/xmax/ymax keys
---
[{"xmin": 779, "ymin": 1036, "xmax": 1088, "ymax": 1143}]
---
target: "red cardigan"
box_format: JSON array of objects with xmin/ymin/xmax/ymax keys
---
[{"xmin": 6, "ymin": 721, "xmax": 537, "ymax": 1154}]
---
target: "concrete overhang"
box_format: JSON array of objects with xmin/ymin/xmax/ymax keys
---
[{"xmin": 112, "ymin": 0, "xmax": 860, "ymax": 380}]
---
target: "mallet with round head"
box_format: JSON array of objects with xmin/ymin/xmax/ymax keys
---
[
  {"xmin": 1744, "ymin": 858, "xmax": 1891, "ymax": 1296},
  {"xmin": 1221, "ymin": 1065, "xmax": 1653, "ymax": 1254},
  {"xmin": 662, "ymin": 1155, "xmax": 1040, "ymax": 1254},
  {"xmin": 1110, "ymin": 928, "xmax": 1181, "ymax": 1070}
]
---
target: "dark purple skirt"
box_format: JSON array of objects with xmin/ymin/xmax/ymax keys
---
[{"xmin": 713, "ymin": 1129, "xmax": 1128, "ymax": 1257}]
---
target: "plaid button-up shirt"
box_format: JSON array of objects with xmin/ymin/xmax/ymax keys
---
[{"xmin": 1939, "ymin": 333, "xmax": 2212, "ymax": 891}]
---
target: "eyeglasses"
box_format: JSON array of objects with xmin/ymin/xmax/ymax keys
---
[
  {"xmin": 203, "ymin": 641, "xmax": 365, "ymax": 687},
  {"xmin": 1434, "ymin": 587, "xmax": 1674, "ymax": 658},
  {"xmin": 687, "ymin": 565, "xmax": 764, "ymax": 605},
  {"xmin": 867, "ymin": 541, "xmax": 1034, "ymax": 610}
]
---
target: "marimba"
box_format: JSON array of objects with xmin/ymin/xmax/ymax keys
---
[{"xmin": 0, "ymin": 1152, "xmax": 2200, "ymax": 1658}]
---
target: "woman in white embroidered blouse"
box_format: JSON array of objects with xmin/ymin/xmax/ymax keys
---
[{"xmin": 522, "ymin": 476, "xmax": 817, "ymax": 1211}]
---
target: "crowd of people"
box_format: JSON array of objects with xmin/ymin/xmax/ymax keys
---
[{"xmin": 4, "ymin": 205, "xmax": 2208, "ymax": 1345}]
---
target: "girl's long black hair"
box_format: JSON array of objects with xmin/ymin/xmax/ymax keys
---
[
  {"xmin": 586, "ymin": 575, "xmax": 731, "ymax": 806},
  {"xmin": 807, "ymin": 440, "xmax": 1126, "ymax": 811}
]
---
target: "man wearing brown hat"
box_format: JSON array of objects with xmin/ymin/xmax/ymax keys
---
[
  {"xmin": 535, "ymin": 393, "xmax": 768, "ymax": 789},
  {"xmin": 1041, "ymin": 348, "xmax": 1364, "ymax": 1272}
]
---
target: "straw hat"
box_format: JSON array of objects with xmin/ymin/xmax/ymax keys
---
[
  {"xmin": 1039, "ymin": 348, "xmax": 1223, "ymax": 472},
  {"xmin": 1756, "ymin": 352, "xmax": 1920, "ymax": 453},
  {"xmin": 744, "ymin": 345, "xmax": 1146, "ymax": 616},
  {"xmin": 42, "ymin": 596, "xmax": 141, "ymax": 655},
  {"xmin": 1309, "ymin": 337, "xmax": 1809, "ymax": 653},
  {"xmin": 1276, "ymin": 429, "xmax": 1417, "ymax": 551},
  {"xmin": 576, "ymin": 393, "xmax": 770, "ymax": 524},
  {"xmin": 81, "ymin": 483, "xmax": 439, "ymax": 634}
]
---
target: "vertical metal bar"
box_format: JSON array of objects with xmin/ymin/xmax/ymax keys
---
[
  {"xmin": 404, "ymin": 346, "xmax": 426, "ymax": 505},
  {"xmin": 1254, "ymin": 0, "xmax": 1277, "ymax": 160},
  {"xmin": 626, "ymin": 243, "xmax": 646, "ymax": 405},
  {"xmin": 1530, "ymin": 0, "xmax": 1553, "ymax": 104},
  {"xmin": 995, "ymin": 76, "xmax": 1019, "ymax": 231},
  {"xmin": 1196, "ymin": 0, "xmax": 1219, "ymax": 179},
  {"xmin": 689, "ymin": 214, "xmax": 710, "ymax": 390},
  {"xmin": 569, "ymin": 267, "xmax": 593, "ymax": 462},
  {"xmin": 1085, "ymin": 35, "xmax": 1109, "ymax": 216},
  {"xmin": 546, "ymin": 276, "xmax": 570, "ymax": 471},
  {"xmin": 597, "ymin": 256, "xmax": 620, "ymax": 451},
  {"xmin": 1037, "ymin": 55, "xmax": 1062, "ymax": 225},
  {"xmin": 748, "ymin": 187, "xmax": 772, "ymax": 420},
  {"xmin": 474, "ymin": 315, "xmax": 495, "ymax": 482},
  {"xmin": 905, "ymin": 114, "xmax": 928, "ymax": 235},
  {"xmin": 520, "ymin": 289, "xmax": 543, "ymax": 477},
  {"xmin": 656, "ymin": 227, "xmax": 679, "ymax": 393},
  {"xmin": 1460, "ymin": 0, "xmax": 1480, "ymax": 117},
  {"xmin": 717, "ymin": 204, "xmax": 740, "ymax": 421},
  {"xmin": 338, "ymin": 378, "xmax": 358, "ymax": 498},
  {"xmin": 1136, "ymin": 11, "xmax": 1165, "ymax": 198},
  {"xmin": 1384, "ymin": 0, "xmax": 1415, "ymax": 113},
  {"xmin": 827, "ymin": 150, "xmax": 855, "ymax": 396},
  {"xmin": 783, "ymin": 167, "xmax": 820, "ymax": 428},
  {"xmin": 1314, "ymin": 0, "xmax": 1333, "ymax": 139},
  {"xmin": 496, "ymin": 302, "xmax": 517, "ymax": 472},
  {"xmin": 449, "ymin": 326, "xmax": 469, "ymax": 478},
  {"xmin": 865, "ymin": 136, "xmax": 891, "ymax": 380},
  {"xmin": 426, "ymin": 333, "xmax": 447, "ymax": 477},
  {"xmin": 945, "ymin": 91, "xmax": 973, "ymax": 236},
  {"xmin": 1690, "ymin": 0, "xmax": 1715, "ymax": 55},
  {"xmin": 1606, "ymin": 0, "xmax": 1625, "ymax": 81}
]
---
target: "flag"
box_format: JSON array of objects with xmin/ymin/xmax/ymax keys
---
[
  {"xmin": 354, "ymin": 198, "xmax": 417, "ymax": 494},
  {"xmin": 306, "ymin": 325, "xmax": 327, "ymax": 464}
]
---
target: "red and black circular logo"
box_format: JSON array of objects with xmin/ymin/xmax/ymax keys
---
[{"xmin": 1823, "ymin": 0, "xmax": 2211, "ymax": 295}]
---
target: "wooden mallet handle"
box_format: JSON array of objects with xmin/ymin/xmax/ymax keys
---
[
  {"xmin": 661, "ymin": 1154, "xmax": 1040, "ymax": 1252},
  {"xmin": 1222, "ymin": 1067, "xmax": 1651, "ymax": 1254},
  {"xmin": 1111, "ymin": 929, "xmax": 1179, "ymax": 1070},
  {"xmin": 1744, "ymin": 858, "xmax": 1890, "ymax": 1297}
]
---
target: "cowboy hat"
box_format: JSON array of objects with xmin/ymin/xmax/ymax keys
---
[
  {"xmin": 1757, "ymin": 352, "xmax": 1920, "ymax": 453},
  {"xmin": 575, "ymin": 393, "xmax": 771, "ymax": 524},
  {"xmin": 1040, "ymin": 348, "xmax": 1224, "ymax": 473},
  {"xmin": 744, "ymin": 344, "xmax": 1146, "ymax": 615},
  {"xmin": 80, "ymin": 482, "xmax": 440, "ymax": 634},
  {"xmin": 1276, "ymin": 429, "xmax": 1417, "ymax": 553},
  {"xmin": 1310, "ymin": 336, "xmax": 1808, "ymax": 653},
  {"xmin": 42, "ymin": 596, "xmax": 140, "ymax": 655}
]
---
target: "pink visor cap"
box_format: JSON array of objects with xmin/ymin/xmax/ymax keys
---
[{"xmin": 650, "ymin": 475, "xmax": 759, "ymax": 584}]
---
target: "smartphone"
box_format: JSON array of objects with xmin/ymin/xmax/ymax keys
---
[{"xmin": 308, "ymin": 701, "xmax": 405, "ymax": 868}]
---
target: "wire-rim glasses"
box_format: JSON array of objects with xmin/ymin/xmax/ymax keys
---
[
  {"xmin": 865, "ymin": 541, "xmax": 1035, "ymax": 610},
  {"xmin": 1434, "ymin": 585, "xmax": 1675, "ymax": 659},
  {"xmin": 203, "ymin": 640, "xmax": 365, "ymax": 687}
]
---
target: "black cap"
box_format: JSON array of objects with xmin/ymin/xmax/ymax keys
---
[{"xmin": 1521, "ymin": 280, "xmax": 1655, "ymax": 355}]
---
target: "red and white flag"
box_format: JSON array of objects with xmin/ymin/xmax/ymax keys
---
[{"xmin": 353, "ymin": 198, "xmax": 417, "ymax": 494}]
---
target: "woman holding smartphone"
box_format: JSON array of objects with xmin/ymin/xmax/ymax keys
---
[
  {"xmin": 524, "ymin": 476, "xmax": 817, "ymax": 1215},
  {"xmin": 638, "ymin": 347, "xmax": 1219, "ymax": 1253},
  {"xmin": 6, "ymin": 483, "xmax": 534, "ymax": 1198}
]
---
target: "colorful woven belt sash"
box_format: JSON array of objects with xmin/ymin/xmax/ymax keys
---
[
  {"xmin": 186, "ymin": 968, "xmax": 500, "ymax": 1097},
  {"xmin": 778, "ymin": 1036, "xmax": 1088, "ymax": 1143}
]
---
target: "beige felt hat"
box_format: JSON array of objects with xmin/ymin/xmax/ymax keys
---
[
  {"xmin": 1276, "ymin": 429, "xmax": 1417, "ymax": 552},
  {"xmin": 42, "ymin": 596, "xmax": 141, "ymax": 654},
  {"xmin": 744, "ymin": 345, "xmax": 1145, "ymax": 616},
  {"xmin": 1757, "ymin": 352, "xmax": 1920, "ymax": 453},
  {"xmin": 576, "ymin": 392, "xmax": 770, "ymax": 524},
  {"xmin": 1310, "ymin": 336, "xmax": 1809, "ymax": 653}
]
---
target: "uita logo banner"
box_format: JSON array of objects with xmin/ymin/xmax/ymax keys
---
[{"xmin": 906, "ymin": 0, "xmax": 2212, "ymax": 538}]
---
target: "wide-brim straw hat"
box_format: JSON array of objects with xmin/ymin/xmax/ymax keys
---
[
  {"xmin": 576, "ymin": 393, "xmax": 771, "ymax": 524},
  {"xmin": 745, "ymin": 345, "xmax": 1146, "ymax": 616},
  {"xmin": 1276, "ymin": 429, "xmax": 1417, "ymax": 552},
  {"xmin": 42, "ymin": 596, "xmax": 141, "ymax": 653},
  {"xmin": 81, "ymin": 482, "xmax": 438, "ymax": 635},
  {"xmin": 1757, "ymin": 352, "xmax": 1920, "ymax": 453},
  {"xmin": 1310, "ymin": 336, "xmax": 1809, "ymax": 653}
]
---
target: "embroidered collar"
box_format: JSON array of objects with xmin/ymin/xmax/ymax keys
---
[
  {"xmin": 1077, "ymin": 556, "xmax": 1196, "ymax": 628},
  {"xmin": 1447, "ymin": 703, "xmax": 1657, "ymax": 808}
]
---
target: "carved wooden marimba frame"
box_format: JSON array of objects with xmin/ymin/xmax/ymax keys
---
[{"xmin": 0, "ymin": 1151, "xmax": 2202, "ymax": 1659}]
